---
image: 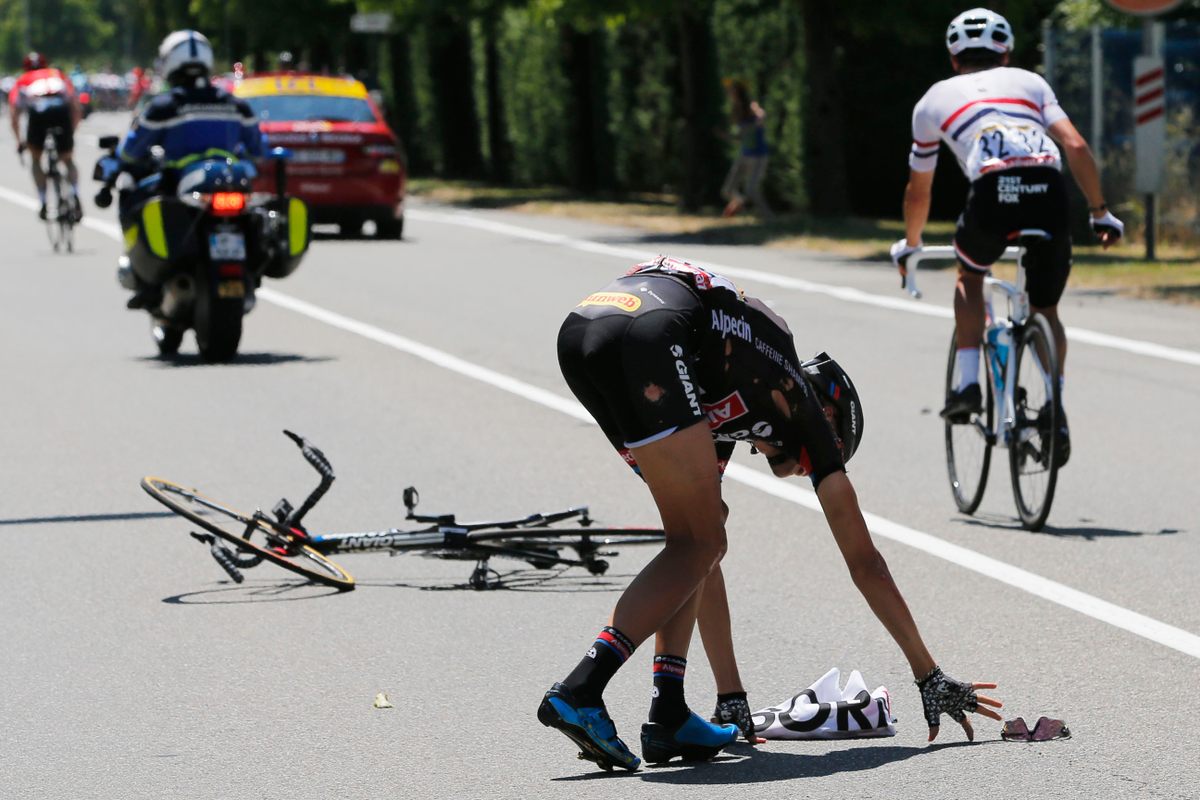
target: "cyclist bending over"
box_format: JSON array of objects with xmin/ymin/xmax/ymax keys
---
[
  {"xmin": 540, "ymin": 255, "xmax": 1002, "ymax": 771},
  {"xmin": 8, "ymin": 52, "xmax": 83, "ymax": 222},
  {"xmin": 890, "ymin": 8, "xmax": 1123, "ymax": 464}
]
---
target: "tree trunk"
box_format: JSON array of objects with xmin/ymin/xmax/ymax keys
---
[
  {"xmin": 427, "ymin": 10, "xmax": 485, "ymax": 179},
  {"xmin": 560, "ymin": 25, "xmax": 614, "ymax": 194},
  {"xmin": 675, "ymin": 4, "xmax": 724, "ymax": 211},
  {"xmin": 482, "ymin": 12, "xmax": 513, "ymax": 184},
  {"xmin": 387, "ymin": 32, "xmax": 428, "ymax": 175},
  {"xmin": 800, "ymin": 0, "xmax": 850, "ymax": 216}
]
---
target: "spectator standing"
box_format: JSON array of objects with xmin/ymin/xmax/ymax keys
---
[{"xmin": 720, "ymin": 79, "xmax": 772, "ymax": 218}]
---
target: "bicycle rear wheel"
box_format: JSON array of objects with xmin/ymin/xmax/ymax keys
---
[
  {"xmin": 142, "ymin": 477, "xmax": 355, "ymax": 590},
  {"xmin": 1008, "ymin": 314, "xmax": 1061, "ymax": 531},
  {"xmin": 45, "ymin": 174, "xmax": 66, "ymax": 253},
  {"xmin": 944, "ymin": 329, "xmax": 994, "ymax": 514}
]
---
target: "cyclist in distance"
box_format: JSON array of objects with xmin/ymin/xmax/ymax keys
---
[
  {"xmin": 540, "ymin": 255, "xmax": 1002, "ymax": 771},
  {"xmin": 890, "ymin": 8, "xmax": 1124, "ymax": 464},
  {"xmin": 7, "ymin": 52, "xmax": 83, "ymax": 222},
  {"xmin": 116, "ymin": 30, "xmax": 263, "ymax": 309}
]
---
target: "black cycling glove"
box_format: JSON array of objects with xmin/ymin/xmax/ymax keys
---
[
  {"xmin": 916, "ymin": 666, "xmax": 978, "ymax": 727},
  {"xmin": 712, "ymin": 692, "xmax": 757, "ymax": 743}
]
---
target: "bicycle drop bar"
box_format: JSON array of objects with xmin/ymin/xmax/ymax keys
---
[
  {"xmin": 281, "ymin": 430, "xmax": 334, "ymax": 530},
  {"xmin": 902, "ymin": 245, "xmax": 1021, "ymax": 300}
]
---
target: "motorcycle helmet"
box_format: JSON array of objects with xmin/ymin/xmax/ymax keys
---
[
  {"xmin": 945, "ymin": 8, "xmax": 1014, "ymax": 55},
  {"xmin": 158, "ymin": 30, "xmax": 214, "ymax": 86},
  {"xmin": 801, "ymin": 352, "xmax": 864, "ymax": 463}
]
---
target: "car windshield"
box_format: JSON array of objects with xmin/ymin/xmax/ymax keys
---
[{"xmin": 244, "ymin": 94, "xmax": 375, "ymax": 124}]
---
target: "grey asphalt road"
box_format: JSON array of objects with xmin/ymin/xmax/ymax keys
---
[{"xmin": 1, "ymin": 112, "xmax": 1197, "ymax": 800}]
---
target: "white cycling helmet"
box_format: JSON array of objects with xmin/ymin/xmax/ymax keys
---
[
  {"xmin": 158, "ymin": 30, "xmax": 214, "ymax": 83},
  {"xmin": 945, "ymin": 8, "xmax": 1014, "ymax": 55}
]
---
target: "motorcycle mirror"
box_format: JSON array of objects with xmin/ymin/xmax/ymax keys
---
[
  {"xmin": 98, "ymin": 135, "xmax": 120, "ymax": 150},
  {"xmin": 268, "ymin": 147, "xmax": 293, "ymax": 160}
]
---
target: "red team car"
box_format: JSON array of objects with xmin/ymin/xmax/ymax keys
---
[{"xmin": 235, "ymin": 73, "xmax": 406, "ymax": 238}]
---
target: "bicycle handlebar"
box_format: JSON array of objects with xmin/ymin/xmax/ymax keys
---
[
  {"xmin": 901, "ymin": 245, "xmax": 1021, "ymax": 301},
  {"xmin": 282, "ymin": 429, "xmax": 335, "ymax": 531}
]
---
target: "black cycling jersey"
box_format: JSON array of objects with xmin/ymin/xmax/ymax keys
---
[{"xmin": 558, "ymin": 256, "xmax": 845, "ymax": 487}]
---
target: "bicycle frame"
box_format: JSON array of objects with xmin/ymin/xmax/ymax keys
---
[{"xmin": 904, "ymin": 243, "xmax": 1051, "ymax": 450}]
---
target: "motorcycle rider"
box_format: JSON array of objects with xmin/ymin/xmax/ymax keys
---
[
  {"xmin": 8, "ymin": 52, "xmax": 84, "ymax": 222},
  {"xmin": 116, "ymin": 30, "xmax": 263, "ymax": 309}
]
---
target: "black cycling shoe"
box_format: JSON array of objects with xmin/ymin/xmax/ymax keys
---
[
  {"xmin": 71, "ymin": 196, "xmax": 83, "ymax": 223},
  {"xmin": 1034, "ymin": 402, "xmax": 1070, "ymax": 467},
  {"xmin": 940, "ymin": 383, "xmax": 983, "ymax": 423},
  {"xmin": 126, "ymin": 286, "xmax": 162, "ymax": 311},
  {"xmin": 38, "ymin": 203, "xmax": 48, "ymax": 221}
]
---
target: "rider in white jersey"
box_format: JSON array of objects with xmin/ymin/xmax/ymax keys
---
[
  {"xmin": 890, "ymin": 8, "xmax": 1124, "ymax": 464},
  {"xmin": 910, "ymin": 66, "xmax": 1065, "ymax": 183}
]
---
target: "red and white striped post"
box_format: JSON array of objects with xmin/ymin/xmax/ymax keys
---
[{"xmin": 1134, "ymin": 58, "xmax": 1165, "ymax": 191}]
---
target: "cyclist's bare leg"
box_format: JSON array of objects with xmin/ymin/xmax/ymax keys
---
[
  {"xmin": 696, "ymin": 564, "xmax": 744, "ymax": 694},
  {"xmin": 27, "ymin": 144, "xmax": 48, "ymax": 196},
  {"xmin": 60, "ymin": 151, "xmax": 79, "ymax": 192},
  {"xmin": 609, "ymin": 421, "xmax": 727, "ymax": 646},
  {"xmin": 954, "ymin": 266, "xmax": 986, "ymax": 351},
  {"xmin": 1032, "ymin": 303, "xmax": 1067, "ymax": 378},
  {"xmin": 655, "ymin": 579, "xmax": 703, "ymax": 659}
]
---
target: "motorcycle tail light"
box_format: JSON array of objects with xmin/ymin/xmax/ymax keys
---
[{"xmin": 211, "ymin": 192, "xmax": 246, "ymax": 216}]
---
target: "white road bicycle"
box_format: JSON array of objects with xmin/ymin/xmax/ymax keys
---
[{"xmin": 902, "ymin": 230, "xmax": 1064, "ymax": 530}]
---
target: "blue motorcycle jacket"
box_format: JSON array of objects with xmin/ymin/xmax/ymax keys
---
[{"xmin": 119, "ymin": 81, "xmax": 262, "ymax": 171}]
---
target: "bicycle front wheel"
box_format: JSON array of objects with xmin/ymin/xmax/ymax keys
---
[
  {"xmin": 1008, "ymin": 314, "xmax": 1061, "ymax": 531},
  {"xmin": 944, "ymin": 329, "xmax": 994, "ymax": 514},
  {"xmin": 142, "ymin": 477, "xmax": 355, "ymax": 590}
]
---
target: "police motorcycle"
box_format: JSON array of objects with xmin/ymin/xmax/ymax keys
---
[{"xmin": 94, "ymin": 138, "xmax": 310, "ymax": 362}]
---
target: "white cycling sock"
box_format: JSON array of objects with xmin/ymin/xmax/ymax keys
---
[
  {"xmin": 68, "ymin": 183, "xmax": 79, "ymax": 198},
  {"xmin": 37, "ymin": 189, "xmax": 46, "ymax": 204},
  {"xmin": 955, "ymin": 347, "xmax": 980, "ymax": 392}
]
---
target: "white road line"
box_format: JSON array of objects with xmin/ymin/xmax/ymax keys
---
[
  {"xmin": 408, "ymin": 207, "xmax": 1200, "ymax": 367},
  {"xmin": 4, "ymin": 184, "xmax": 1199, "ymax": 659}
]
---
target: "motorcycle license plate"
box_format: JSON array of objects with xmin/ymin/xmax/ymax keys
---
[
  {"xmin": 217, "ymin": 280, "xmax": 245, "ymax": 298},
  {"xmin": 209, "ymin": 232, "xmax": 246, "ymax": 261}
]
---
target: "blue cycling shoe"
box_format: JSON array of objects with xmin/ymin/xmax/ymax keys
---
[
  {"xmin": 537, "ymin": 683, "xmax": 641, "ymax": 772},
  {"xmin": 640, "ymin": 711, "xmax": 739, "ymax": 764}
]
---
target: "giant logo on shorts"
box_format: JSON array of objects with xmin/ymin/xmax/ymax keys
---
[
  {"xmin": 703, "ymin": 391, "xmax": 749, "ymax": 429},
  {"xmin": 577, "ymin": 292, "xmax": 642, "ymax": 312}
]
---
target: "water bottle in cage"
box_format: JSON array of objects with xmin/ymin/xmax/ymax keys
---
[{"xmin": 987, "ymin": 324, "xmax": 1010, "ymax": 385}]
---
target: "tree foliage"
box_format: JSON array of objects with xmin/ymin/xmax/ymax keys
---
[{"xmin": 9, "ymin": 0, "xmax": 1177, "ymax": 219}]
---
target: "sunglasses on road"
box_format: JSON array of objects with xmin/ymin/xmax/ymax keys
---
[{"xmin": 1001, "ymin": 716, "xmax": 1071, "ymax": 742}]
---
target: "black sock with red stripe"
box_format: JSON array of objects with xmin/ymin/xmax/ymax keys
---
[
  {"xmin": 561, "ymin": 626, "xmax": 635, "ymax": 707},
  {"xmin": 648, "ymin": 655, "xmax": 689, "ymax": 728}
]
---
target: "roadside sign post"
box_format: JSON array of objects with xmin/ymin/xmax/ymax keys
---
[
  {"xmin": 350, "ymin": 12, "xmax": 393, "ymax": 101},
  {"xmin": 1134, "ymin": 24, "xmax": 1165, "ymax": 260},
  {"xmin": 351, "ymin": 12, "xmax": 393, "ymax": 34},
  {"xmin": 1106, "ymin": 0, "xmax": 1178, "ymax": 261}
]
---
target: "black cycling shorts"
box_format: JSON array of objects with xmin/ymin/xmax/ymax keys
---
[
  {"xmin": 954, "ymin": 166, "xmax": 1072, "ymax": 308},
  {"xmin": 26, "ymin": 104, "xmax": 74, "ymax": 153},
  {"xmin": 558, "ymin": 299, "xmax": 706, "ymax": 455}
]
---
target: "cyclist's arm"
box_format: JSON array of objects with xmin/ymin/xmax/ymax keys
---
[
  {"xmin": 902, "ymin": 168, "xmax": 935, "ymax": 246},
  {"xmin": 69, "ymin": 94, "xmax": 82, "ymax": 129},
  {"xmin": 8, "ymin": 91, "xmax": 20, "ymax": 142},
  {"xmin": 1046, "ymin": 118, "xmax": 1107, "ymax": 219},
  {"xmin": 816, "ymin": 471, "xmax": 936, "ymax": 679}
]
